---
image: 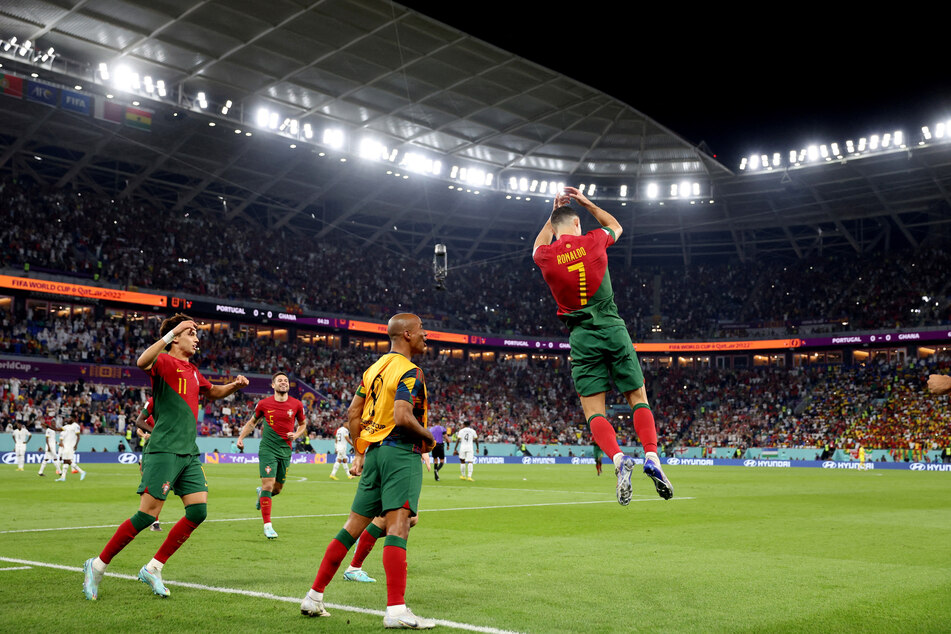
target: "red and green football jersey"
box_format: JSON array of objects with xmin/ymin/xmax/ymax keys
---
[
  {"xmin": 255, "ymin": 395, "xmax": 305, "ymax": 456},
  {"xmin": 145, "ymin": 353, "xmax": 212, "ymax": 455},
  {"xmin": 533, "ymin": 227, "xmax": 625, "ymax": 330}
]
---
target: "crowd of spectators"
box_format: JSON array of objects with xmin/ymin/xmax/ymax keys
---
[
  {"xmin": 2, "ymin": 178, "xmax": 949, "ymax": 341},
  {"xmin": 2, "ymin": 176, "xmax": 951, "ymax": 458},
  {"xmin": 3, "ymin": 323, "xmax": 950, "ymax": 458}
]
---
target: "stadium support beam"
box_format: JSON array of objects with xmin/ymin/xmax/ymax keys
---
[
  {"xmin": 412, "ymin": 197, "xmax": 466, "ymax": 256},
  {"xmin": 52, "ymin": 121, "xmax": 124, "ymax": 189},
  {"xmin": 361, "ymin": 194, "xmax": 427, "ymax": 248},
  {"xmin": 805, "ymin": 185, "xmax": 861, "ymax": 253},
  {"xmin": 223, "ymin": 152, "xmax": 312, "ymax": 221},
  {"xmin": 118, "ymin": 129, "xmax": 196, "ymax": 200},
  {"xmin": 171, "ymin": 143, "xmax": 255, "ymax": 213},
  {"xmin": 679, "ymin": 215, "xmax": 690, "ymax": 267},
  {"xmin": 0, "ymin": 109, "xmax": 55, "ymax": 171},
  {"xmin": 721, "ymin": 201, "xmax": 747, "ymax": 262},
  {"xmin": 315, "ymin": 182, "xmax": 392, "ymax": 239},
  {"xmin": 766, "ymin": 198, "xmax": 803, "ymax": 258}
]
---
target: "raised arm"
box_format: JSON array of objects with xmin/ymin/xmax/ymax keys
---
[
  {"xmin": 563, "ymin": 186, "xmax": 623, "ymax": 240},
  {"xmin": 137, "ymin": 319, "xmax": 197, "ymax": 371},
  {"xmin": 533, "ymin": 192, "xmax": 571, "ymax": 252},
  {"xmin": 205, "ymin": 375, "xmax": 249, "ymax": 401}
]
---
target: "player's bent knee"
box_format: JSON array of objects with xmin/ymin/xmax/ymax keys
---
[{"xmin": 185, "ymin": 502, "xmax": 207, "ymax": 525}]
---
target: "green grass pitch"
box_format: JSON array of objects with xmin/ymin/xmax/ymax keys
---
[{"xmin": 1, "ymin": 462, "xmax": 949, "ymax": 633}]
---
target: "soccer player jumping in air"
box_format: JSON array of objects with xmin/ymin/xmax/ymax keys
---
[
  {"xmin": 83, "ymin": 314, "xmax": 249, "ymax": 600},
  {"xmin": 533, "ymin": 187, "xmax": 673, "ymax": 505}
]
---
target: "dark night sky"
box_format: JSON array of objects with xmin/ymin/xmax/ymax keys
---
[{"xmin": 398, "ymin": 2, "xmax": 947, "ymax": 167}]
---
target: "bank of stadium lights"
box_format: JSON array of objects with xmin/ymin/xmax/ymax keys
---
[
  {"xmin": 96, "ymin": 63, "xmax": 167, "ymax": 98},
  {"xmin": 1, "ymin": 36, "xmax": 57, "ymax": 68},
  {"xmin": 740, "ymin": 130, "xmax": 906, "ymax": 172}
]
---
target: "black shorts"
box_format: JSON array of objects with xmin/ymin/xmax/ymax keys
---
[{"xmin": 431, "ymin": 442, "xmax": 445, "ymax": 460}]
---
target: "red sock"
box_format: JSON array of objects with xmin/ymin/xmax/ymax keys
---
[
  {"xmin": 382, "ymin": 545, "xmax": 407, "ymax": 606},
  {"xmin": 154, "ymin": 517, "xmax": 200, "ymax": 564},
  {"xmin": 312, "ymin": 538, "xmax": 349, "ymax": 592},
  {"xmin": 589, "ymin": 415, "xmax": 622, "ymax": 457},
  {"xmin": 260, "ymin": 496, "xmax": 272, "ymax": 524},
  {"xmin": 350, "ymin": 530, "xmax": 379, "ymax": 568},
  {"xmin": 99, "ymin": 519, "xmax": 142, "ymax": 564},
  {"xmin": 633, "ymin": 406, "xmax": 658, "ymax": 454}
]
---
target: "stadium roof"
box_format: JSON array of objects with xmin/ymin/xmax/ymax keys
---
[{"xmin": 1, "ymin": 0, "xmax": 949, "ymax": 267}]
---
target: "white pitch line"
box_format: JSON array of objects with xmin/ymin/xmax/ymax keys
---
[
  {"xmin": 0, "ymin": 565, "xmax": 32, "ymax": 571},
  {"xmin": 0, "ymin": 557, "xmax": 521, "ymax": 634},
  {"xmin": 0, "ymin": 497, "xmax": 694, "ymax": 534}
]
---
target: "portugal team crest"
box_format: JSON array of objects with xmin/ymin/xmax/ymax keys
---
[
  {"xmin": 265, "ymin": 465, "xmax": 272, "ymax": 474},
  {"xmin": 162, "ymin": 481, "xmax": 171, "ymax": 495},
  {"xmin": 287, "ymin": 409, "xmax": 293, "ymax": 418}
]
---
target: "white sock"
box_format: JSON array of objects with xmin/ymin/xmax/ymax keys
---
[
  {"xmin": 646, "ymin": 451, "xmax": 659, "ymax": 463},
  {"xmin": 60, "ymin": 469, "xmax": 67, "ymax": 480},
  {"xmin": 386, "ymin": 604, "xmax": 407, "ymax": 616},
  {"xmin": 147, "ymin": 558, "xmax": 164, "ymax": 573},
  {"xmin": 460, "ymin": 464, "xmax": 466, "ymax": 476},
  {"xmin": 345, "ymin": 564, "xmax": 360, "ymax": 573},
  {"xmin": 307, "ymin": 588, "xmax": 323, "ymax": 602},
  {"xmin": 612, "ymin": 453, "xmax": 624, "ymax": 469},
  {"xmin": 330, "ymin": 462, "xmax": 339, "ymax": 476},
  {"xmin": 92, "ymin": 557, "xmax": 108, "ymax": 573},
  {"xmin": 467, "ymin": 463, "xmax": 473, "ymax": 478},
  {"xmin": 75, "ymin": 464, "xmax": 85, "ymax": 474}
]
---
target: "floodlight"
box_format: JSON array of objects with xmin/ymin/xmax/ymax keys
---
[
  {"xmin": 2, "ymin": 37, "xmax": 14, "ymax": 52},
  {"xmin": 19, "ymin": 39, "xmax": 30, "ymax": 56},
  {"xmin": 359, "ymin": 138, "xmax": 387, "ymax": 160},
  {"xmin": 323, "ymin": 128, "xmax": 344, "ymax": 149},
  {"xmin": 646, "ymin": 183, "xmax": 658, "ymax": 199},
  {"xmin": 196, "ymin": 92, "xmax": 207, "ymax": 109},
  {"xmin": 220, "ymin": 99, "xmax": 232, "ymax": 115},
  {"xmin": 156, "ymin": 80, "xmax": 167, "ymax": 97},
  {"xmin": 619, "ymin": 184, "xmax": 628, "ymax": 197}
]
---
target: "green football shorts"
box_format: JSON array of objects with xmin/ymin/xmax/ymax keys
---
[
  {"xmin": 569, "ymin": 324, "xmax": 644, "ymax": 396},
  {"xmin": 258, "ymin": 447, "xmax": 289, "ymax": 483},
  {"xmin": 137, "ymin": 453, "xmax": 207, "ymax": 500},
  {"xmin": 351, "ymin": 442, "xmax": 423, "ymax": 518}
]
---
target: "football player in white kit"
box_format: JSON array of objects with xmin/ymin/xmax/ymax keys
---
[
  {"xmin": 56, "ymin": 421, "xmax": 86, "ymax": 482},
  {"xmin": 329, "ymin": 424, "xmax": 353, "ymax": 480},
  {"xmin": 453, "ymin": 426, "xmax": 480, "ymax": 481},
  {"xmin": 12, "ymin": 422, "xmax": 30, "ymax": 471},
  {"xmin": 37, "ymin": 423, "xmax": 62, "ymax": 477}
]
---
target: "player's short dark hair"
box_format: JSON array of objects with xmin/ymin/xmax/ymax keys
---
[
  {"xmin": 550, "ymin": 205, "xmax": 579, "ymax": 228},
  {"xmin": 159, "ymin": 313, "xmax": 193, "ymax": 341},
  {"xmin": 271, "ymin": 371, "xmax": 289, "ymax": 382}
]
